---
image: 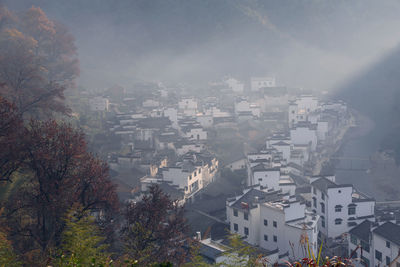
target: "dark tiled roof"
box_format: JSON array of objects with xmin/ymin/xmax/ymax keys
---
[
  {"xmin": 373, "ymin": 222, "xmax": 400, "ymax": 246},
  {"xmin": 311, "ymin": 177, "xmax": 352, "ymax": 193},
  {"xmin": 199, "ymin": 243, "xmax": 223, "ymax": 263},
  {"xmin": 231, "ymin": 188, "xmax": 281, "ymax": 210},
  {"xmin": 349, "ymin": 220, "xmax": 372, "ymax": 243}
]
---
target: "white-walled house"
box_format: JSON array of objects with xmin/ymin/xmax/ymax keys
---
[
  {"xmin": 226, "ymin": 186, "xmax": 319, "ymax": 259},
  {"xmin": 179, "ymin": 98, "xmax": 198, "ymax": 116},
  {"xmin": 164, "ymin": 107, "xmax": 178, "ymax": 127},
  {"xmin": 251, "ymin": 77, "xmax": 276, "ymax": 92},
  {"xmin": 348, "ymin": 221, "xmax": 400, "ymax": 267},
  {"xmin": 89, "ymin": 96, "xmax": 109, "ymax": 111},
  {"xmin": 161, "ymin": 162, "xmax": 203, "ymax": 201},
  {"xmin": 311, "ymin": 177, "xmax": 375, "ymax": 239},
  {"xmin": 143, "ymin": 99, "xmax": 160, "ymax": 108},
  {"xmin": 249, "ymin": 164, "xmax": 280, "ymax": 190},
  {"xmin": 290, "ymin": 122, "xmax": 318, "ymax": 151},
  {"xmin": 348, "ymin": 220, "xmax": 373, "ymax": 267},
  {"xmin": 372, "ymin": 222, "xmax": 400, "ymax": 267},
  {"xmin": 196, "ymin": 114, "xmax": 214, "ymax": 128},
  {"xmin": 288, "ymin": 96, "xmax": 319, "ymax": 127},
  {"xmin": 225, "ymin": 77, "xmax": 244, "ymax": 93},
  {"xmin": 182, "ymin": 126, "xmax": 207, "ymax": 141}
]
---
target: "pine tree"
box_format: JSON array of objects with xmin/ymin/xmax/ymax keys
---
[{"xmin": 57, "ymin": 204, "xmax": 111, "ymax": 266}]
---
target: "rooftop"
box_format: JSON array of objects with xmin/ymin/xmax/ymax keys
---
[
  {"xmin": 373, "ymin": 222, "xmax": 400, "ymax": 246},
  {"xmin": 349, "ymin": 220, "xmax": 373, "ymax": 243}
]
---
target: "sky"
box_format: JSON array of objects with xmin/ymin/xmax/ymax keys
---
[{"xmin": 4, "ymin": 0, "xmax": 400, "ymax": 92}]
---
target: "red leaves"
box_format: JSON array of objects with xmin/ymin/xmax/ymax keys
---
[
  {"xmin": 5, "ymin": 119, "xmax": 118, "ymax": 255},
  {"xmin": 0, "ymin": 6, "xmax": 78, "ymax": 116},
  {"xmin": 122, "ymin": 185, "xmax": 189, "ymax": 266},
  {"xmin": 0, "ymin": 96, "xmax": 24, "ymax": 182}
]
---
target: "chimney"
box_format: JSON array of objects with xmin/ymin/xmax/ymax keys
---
[{"xmin": 196, "ymin": 231, "xmax": 201, "ymax": 240}]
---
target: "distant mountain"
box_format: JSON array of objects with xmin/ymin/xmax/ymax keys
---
[{"xmin": 4, "ymin": 0, "xmax": 400, "ymax": 90}]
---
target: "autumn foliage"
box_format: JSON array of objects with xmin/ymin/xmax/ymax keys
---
[{"xmin": 0, "ymin": 6, "xmax": 78, "ymax": 116}]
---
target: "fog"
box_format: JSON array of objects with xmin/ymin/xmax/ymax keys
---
[{"xmin": 5, "ymin": 0, "xmax": 400, "ymax": 91}]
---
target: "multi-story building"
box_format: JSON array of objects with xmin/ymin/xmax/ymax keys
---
[
  {"xmin": 348, "ymin": 221, "xmax": 400, "ymax": 267},
  {"xmin": 311, "ymin": 177, "xmax": 375, "ymax": 240},
  {"xmin": 226, "ymin": 186, "xmax": 319, "ymax": 259}
]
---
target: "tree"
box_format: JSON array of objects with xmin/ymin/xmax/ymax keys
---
[
  {"xmin": 0, "ymin": 96, "xmax": 24, "ymax": 182},
  {"xmin": 56, "ymin": 204, "xmax": 111, "ymax": 266},
  {"xmin": 5, "ymin": 120, "xmax": 118, "ymax": 261},
  {"xmin": 122, "ymin": 185, "xmax": 189, "ymax": 266},
  {"xmin": 0, "ymin": 208, "xmax": 21, "ymax": 267},
  {"xmin": 0, "ymin": 6, "xmax": 79, "ymax": 116}
]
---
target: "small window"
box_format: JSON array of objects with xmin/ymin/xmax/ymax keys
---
[
  {"xmin": 335, "ymin": 205, "xmax": 342, "ymax": 212},
  {"xmin": 361, "ymin": 240, "xmax": 370, "ymax": 253},
  {"xmin": 273, "ymin": 235, "xmax": 277, "ymax": 242},
  {"xmin": 233, "ymin": 223, "xmax": 238, "ymax": 232},
  {"xmin": 348, "ymin": 206, "xmax": 356, "ymax": 215},
  {"xmin": 375, "ymin": 250, "xmax": 382, "ymax": 262},
  {"xmin": 189, "ymin": 175, "xmax": 192, "ymax": 180},
  {"xmin": 233, "ymin": 209, "xmax": 238, "ymax": 217},
  {"xmin": 321, "ymin": 193, "xmax": 325, "ymax": 200},
  {"xmin": 321, "ymin": 203, "xmax": 325, "ymax": 213},
  {"xmin": 386, "ymin": 241, "xmax": 391, "ymax": 248},
  {"xmin": 199, "ymin": 168, "xmax": 201, "ymax": 173},
  {"xmin": 264, "ymin": 219, "xmax": 268, "ymax": 226},
  {"xmin": 350, "ymin": 235, "xmax": 357, "ymax": 245},
  {"xmin": 361, "ymin": 256, "xmax": 370, "ymax": 267},
  {"xmin": 244, "ymin": 227, "xmax": 249, "ymax": 236},
  {"xmin": 386, "ymin": 256, "xmax": 391, "ymax": 266},
  {"xmin": 244, "ymin": 213, "xmax": 249, "ymax": 221},
  {"xmin": 312, "ymin": 197, "xmax": 317, "ymax": 208},
  {"xmin": 264, "ymin": 234, "xmax": 268, "ymax": 241},
  {"xmin": 194, "ymin": 171, "xmax": 197, "ymax": 177},
  {"xmin": 335, "ymin": 218, "xmax": 342, "ymax": 225},
  {"xmin": 321, "ymin": 216, "xmax": 325, "ymax": 228},
  {"xmin": 273, "ymin": 221, "xmax": 277, "ymax": 228}
]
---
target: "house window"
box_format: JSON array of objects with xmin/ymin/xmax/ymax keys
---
[
  {"xmin": 244, "ymin": 227, "xmax": 249, "ymax": 236},
  {"xmin": 386, "ymin": 241, "xmax": 391, "ymax": 248},
  {"xmin": 335, "ymin": 205, "xmax": 342, "ymax": 212},
  {"xmin": 264, "ymin": 235, "xmax": 268, "ymax": 241},
  {"xmin": 348, "ymin": 206, "xmax": 356, "ymax": 215},
  {"xmin": 244, "ymin": 213, "xmax": 249, "ymax": 221},
  {"xmin": 273, "ymin": 221, "xmax": 277, "ymax": 228},
  {"xmin": 335, "ymin": 218, "xmax": 342, "ymax": 225},
  {"xmin": 233, "ymin": 209, "xmax": 238, "ymax": 217},
  {"xmin": 375, "ymin": 250, "xmax": 382, "ymax": 262},
  {"xmin": 321, "ymin": 216, "xmax": 325, "ymax": 228},
  {"xmin": 189, "ymin": 175, "xmax": 192, "ymax": 180},
  {"xmin": 312, "ymin": 197, "xmax": 317, "ymax": 208},
  {"xmin": 320, "ymin": 203, "xmax": 325, "ymax": 213},
  {"xmin": 321, "ymin": 192, "xmax": 325, "ymax": 200},
  {"xmin": 361, "ymin": 240, "xmax": 370, "ymax": 253},
  {"xmin": 386, "ymin": 256, "xmax": 391, "ymax": 266},
  {"xmin": 199, "ymin": 168, "xmax": 201, "ymax": 173},
  {"xmin": 233, "ymin": 223, "xmax": 238, "ymax": 232},
  {"xmin": 361, "ymin": 256, "xmax": 370, "ymax": 267},
  {"xmin": 264, "ymin": 219, "xmax": 268, "ymax": 226},
  {"xmin": 350, "ymin": 235, "xmax": 357, "ymax": 245},
  {"xmin": 273, "ymin": 235, "xmax": 277, "ymax": 242},
  {"xmin": 194, "ymin": 171, "xmax": 197, "ymax": 177}
]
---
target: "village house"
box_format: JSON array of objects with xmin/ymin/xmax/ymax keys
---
[
  {"xmin": 310, "ymin": 176, "xmax": 375, "ymax": 240},
  {"xmin": 89, "ymin": 96, "xmax": 110, "ymax": 111},
  {"xmin": 348, "ymin": 221, "xmax": 400, "ymax": 267},
  {"xmin": 250, "ymin": 77, "xmax": 276, "ymax": 92},
  {"xmin": 226, "ymin": 186, "xmax": 319, "ymax": 259}
]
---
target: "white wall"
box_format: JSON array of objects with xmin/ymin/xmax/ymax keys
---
[
  {"xmin": 252, "ymin": 169, "xmax": 280, "ymax": 190},
  {"xmin": 290, "ymin": 126, "xmax": 318, "ymax": 151}
]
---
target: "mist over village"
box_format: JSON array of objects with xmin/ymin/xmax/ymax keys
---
[{"xmin": 1, "ymin": 1, "xmax": 400, "ymax": 266}]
